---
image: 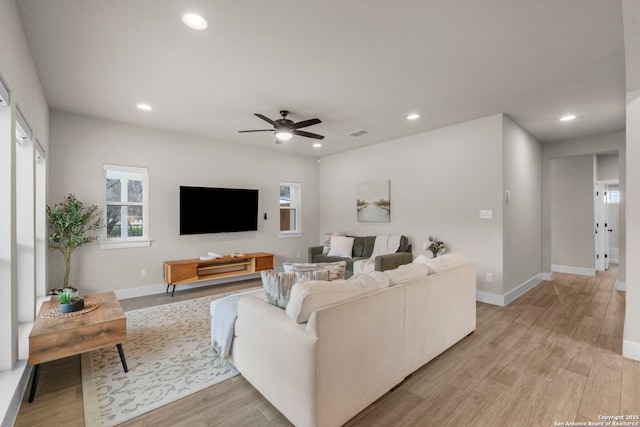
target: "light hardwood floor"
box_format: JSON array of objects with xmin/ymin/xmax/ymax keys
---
[{"xmin": 15, "ymin": 268, "xmax": 640, "ymax": 427}]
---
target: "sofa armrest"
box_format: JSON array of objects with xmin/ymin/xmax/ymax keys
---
[
  {"xmin": 232, "ymin": 296, "xmax": 319, "ymax": 427},
  {"xmin": 308, "ymin": 245, "xmax": 324, "ymax": 262},
  {"xmin": 374, "ymin": 251, "xmax": 413, "ymax": 271}
]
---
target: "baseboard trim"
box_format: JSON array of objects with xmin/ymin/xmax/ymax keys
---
[
  {"xmin": 551, "ymin": 264, "xmax": 596, "ymax": 277},
  {"xmin": 0, "ymin": 360, "xmax": 30, "ymax": 427},
  {"xmin": 542, "ymin": 272, "xmax": 553, "ymax": 281},
  {"xmin": 623, "ymin": 340, "xmax": 640, "ymax": 361},
  {"xmin": 475, "ymin": 290, "xmax": 504, "ymax": 306},
  {"xmin": 114, "ymin": 272, "xmax": 267, "ymax": 300},
  {"xmin": 503, "ymin": 274, "xmax": 544, "ymax": 306},
  {"xmin": 616, "ymin": 279, "xmax": 626, "ymax": 291},
  {"xmin": 476, "ymin": 273, "xmax": 544, "ymax": 307}
]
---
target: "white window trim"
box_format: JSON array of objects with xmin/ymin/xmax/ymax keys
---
[
  {"xmin": 279, "ymin": 181, "xmax": 303, "ymax": 238},
  {"xmin": 100, "ymin": 163, "xmax": 151, "ymax": 249}
]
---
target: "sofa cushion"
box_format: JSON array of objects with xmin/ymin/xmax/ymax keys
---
[
  {"xmin": 384, "ymin": 263, "xmax": 429, "ymax": 286},
  {"xmin": 261, "ymin": 270, "xmax": 296, "ymax": 309},
  {"xmin": 283, "ymin": 260, "xmax": 347, "ymax": 280},
  {"xmin": 286, "ymin": 272, "xmax": 390, "ymax": 323},
  {"xmin": 328, "ymin": 235, "xmax": 355, "ymax": 258},
  {"xmin": 416, "ymin": 253, "xmax": 467, "ymax": 274},
  {"xmin": 322, "ymin": 232, "xmax": 346, "ymax": 255}
]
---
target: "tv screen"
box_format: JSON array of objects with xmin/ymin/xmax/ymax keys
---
[{"xmin": 180, "ymin": 186, "xmax": 259, "ymax": 235}]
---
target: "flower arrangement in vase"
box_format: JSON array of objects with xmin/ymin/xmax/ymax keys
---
[{"xmin": 424, "ymin": 236, "xmax": 446, "ymax": 258}]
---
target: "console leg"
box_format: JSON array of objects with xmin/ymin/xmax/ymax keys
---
[
  {"xmin": 116, "ymin": 344, "xmax": 129, "ymax": 373},
  {"xmin": 28, "ymin": 364, "xmax": 41, "ymax": 403},
  {"xmin": 171, "ymin": 285, "xmax": 176, "ymax": 297},
  {"xmin": 166, "ymin": 283, "xmax": 170, "ymax": 294}
]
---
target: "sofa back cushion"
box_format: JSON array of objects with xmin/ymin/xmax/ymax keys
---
[
  {"xmin": 352, "ymin": 235, "xmax": 410, "ymax": 258},
  {"xmin": 286, "ymin": 271, "xmax": 390, "ymax": 323},
  {"xmin": 414, "ymin": 253, "xmax": 467, "ymax": 274},
  {"xmin": 384, "ymin": 263, "xmax": 429, "ymax": 286}
]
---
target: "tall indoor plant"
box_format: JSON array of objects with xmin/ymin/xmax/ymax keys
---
[{"xmin": 47, "ymin": 194, "xmax": 104, "ymax": 294}]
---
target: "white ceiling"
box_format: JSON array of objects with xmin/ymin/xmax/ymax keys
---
[{"xmin": 16, "ymin": 0, "xmax": 626, "ymax": 157}]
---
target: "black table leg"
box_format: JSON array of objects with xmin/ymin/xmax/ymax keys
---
[
  {"xmin": 116, "ymin": 343, "xmax": 129, "ymax": 373},
  {"xmin": 28, "ymin": 364, "xmax": 41, "ymax": 403}
]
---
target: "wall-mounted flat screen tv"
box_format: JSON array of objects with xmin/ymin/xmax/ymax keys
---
[{"xmin": 180, "ymin": 186, "xmax": 259, "ymax": 235}]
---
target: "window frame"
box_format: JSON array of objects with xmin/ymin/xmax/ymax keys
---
[
  {"xmin": 279, "ymin": 181, "xmax": 303, "ymax": 238},
  {"xmin": 100, "ymin": 163, "xmax": 151, "ymax": 249}
]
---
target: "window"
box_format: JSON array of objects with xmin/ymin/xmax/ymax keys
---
[
  {"xmin": 101, "ymin": 164, "xmax": 150, "ymax": 249},
  {"xmin": 606, "ymin": 190, "xmax": 620, "ymax": 204},
  {"xmin": 280, "ymin": 182, "xmax": 302, "ymax": 237}
]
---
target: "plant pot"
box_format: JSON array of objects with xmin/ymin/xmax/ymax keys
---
[{"xmin": 60, "ymin": 299, "xmax": 84, "ymax": 313}]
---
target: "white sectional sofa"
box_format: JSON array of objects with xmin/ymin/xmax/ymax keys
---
[{"xmin": 229, "ymin": 255, "xmax": 476, "ymax": 427}]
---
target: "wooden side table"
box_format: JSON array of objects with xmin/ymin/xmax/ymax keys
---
[{"xmin": 28, "ymin": 291, "xmax": 128, "ymax": 402}]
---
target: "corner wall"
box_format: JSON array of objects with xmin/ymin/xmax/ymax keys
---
[
  {"xmin": 502, "ymin": 115, "xmax": 542, "ymax": 299},
  {"xmin": 318, "ymin": 114, "xmax": 505, "ymax": 296},
  {"xmin": 48, "ymin": 110, "xmax": 320, "ymax": 295}
]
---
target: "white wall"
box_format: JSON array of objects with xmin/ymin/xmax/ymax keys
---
[
  {"xmin": 319, "ymin": 114, "xmax": 505, "ymax": 295},
  {"xmin": 622, "ymin": 0, "xmax": 640, "ymax": 360},
  {"xmin": 541, "ymin": 132, "xmax": 625, "ymax": 277},
  {"xmin": 48, "ymin": 110, "xmax": 320, "ymax": 295},
  {"xmin": 597, "ymin": 153, "xmax": 619, "ymax": 181},
  {"xmin": 550, "ymin": 155, "xmax": 595, "ymax": 273},
  {"xmin": 624, "ymin": 90, "xmax": 640, "ymax": 358},
  {"xmin": 502, "ymin": 115, "xmax": 542, "ymax": 294},
  {"xmin": 0, "ymin": 0, "xmax": 50, "ymax": 425}
]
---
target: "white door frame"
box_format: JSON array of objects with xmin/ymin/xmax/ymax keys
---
[{"xmin": 595, "ymin": 179, "xmax": 619, "ymax": 271}]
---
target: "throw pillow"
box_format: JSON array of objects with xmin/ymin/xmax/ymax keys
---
[
  {"xmin": 295, "ymin": 269, "xmax": 330, "ymax": 283},
  {"xmin": 283, "ymin": 261, "xmax": 347, "ymax": 280},
  {"xmin": 261, "ymin": 270, "xmax": 296, "ymax": 309},
  {"xmin": 322, "ymin": 232, "xmax": 346, "ymax": 255},
  {"xmin": 327, "ymin": 235, "xmax": 355, "ymax": 258}
]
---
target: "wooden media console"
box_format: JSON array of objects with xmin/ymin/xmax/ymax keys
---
[{"xmin": 163, "ymin": 252, "xmax": 274, "ymax": 296}]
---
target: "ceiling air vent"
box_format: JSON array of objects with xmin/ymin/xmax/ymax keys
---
[{"xmin": 347, "ymin": 129, "xmax": 370, "ymax": 137}]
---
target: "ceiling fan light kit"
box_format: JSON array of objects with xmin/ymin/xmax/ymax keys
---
[{"xmin": 239, "ymin": 110, "xmax": 324, "ymax": 143}]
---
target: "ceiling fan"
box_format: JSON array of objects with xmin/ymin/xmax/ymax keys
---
[{"xmin": 238, "ymin": 110, "xmax": 324, "ymax": 143}]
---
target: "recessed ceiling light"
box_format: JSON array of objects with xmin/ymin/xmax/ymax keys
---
[
  {"xmin": 136, "ymin": 103, "xmax": 152, "ymax": 111},
  {"xmin": 313, "ymin": 143, "xmax": 322, "ymax": 148},
  {"xmin": 560, "ymin": 114, "xmax": 576, "ymax": 121},
  {"xmin": 182, "ymin": 13, "xmax": 208, "ymax": 30},
  {"xmin": 406, "ymin": 113, "xmax": 420, "ymax": 120}
]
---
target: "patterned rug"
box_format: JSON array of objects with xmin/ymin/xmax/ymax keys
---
[{"xmin": 81, "ymin": 288, "xmax": 260, "ymax": 426}]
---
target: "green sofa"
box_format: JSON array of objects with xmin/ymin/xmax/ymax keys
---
[{"xmin": 308, "ymin": 235, "xmax": 413, "ymax": 277}]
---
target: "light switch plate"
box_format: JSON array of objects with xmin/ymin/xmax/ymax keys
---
[{"xmin": 479, "ymin": 209, "xmax": 493, "ymax": 219}]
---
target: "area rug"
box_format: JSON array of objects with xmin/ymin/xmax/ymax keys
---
[{"xmin": 81, "ymin": 287, "xmax": 261, "ymax": 427}]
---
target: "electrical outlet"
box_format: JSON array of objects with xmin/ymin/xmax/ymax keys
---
[
  {"xmin": 486, "ymin": 273, "xmax": 493, "ymax": 283},
  {"xmin": 141, "ymin": 268, "xmax": 148, "ymax": 277}
]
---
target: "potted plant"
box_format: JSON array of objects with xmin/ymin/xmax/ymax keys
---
[
  {"xmin": 47, "ymin": 194, "xmax": 104, "ymax": 295},
  {"xmin": 58, "ymin": 288, "xmax": 84, "ymax": 313}
]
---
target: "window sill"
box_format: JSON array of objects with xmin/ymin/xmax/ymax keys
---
[
  {"xmin": 100, "ymin": 239, "xmax": 152, "ymax": 249},
  {"xmin": 279, "ymin": 232, "xmax": 303, "ymax": 239}
]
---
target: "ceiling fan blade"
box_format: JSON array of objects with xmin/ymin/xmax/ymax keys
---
[
  {"xmin": 291, "ymin": 118, "xmax": 321, "ymax": 129},
  {"xmin": 293, "ymin": 129, "xmax": 325, "ymax": 140},
  {"xmin": 238, "ymin": 129, "xmax": 274, "ymax": 133},
  {"xmin": 254, "ymin": 113, "xmax": 275, "ymax": 125}
]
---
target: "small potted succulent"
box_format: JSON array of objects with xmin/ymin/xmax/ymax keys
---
[{"xmin": 58, "ymin": 288, "xmax": 84, "ymax": 313}]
